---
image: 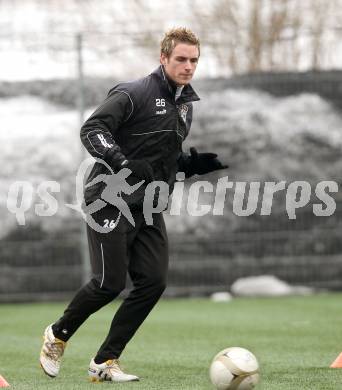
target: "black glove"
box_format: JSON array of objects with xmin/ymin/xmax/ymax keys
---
[
  {"xmin": 121, "ymin": 159, "xmax": 154, "ymax": 184},
  {"xmin": 180, "ymin": 147, "xmax": 228, "ymax": 177}
]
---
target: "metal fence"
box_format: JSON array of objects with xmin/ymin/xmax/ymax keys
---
[
  {"xmin": 1, "ymin": 68, "xmax": 342, "ymax": 301},
  {"xmin": 0, "ymin": 235, "xmax": 82, "ymax": 302},
  {"xmin": 1, "ymin": 208, "xmax": 342, "ymax": 302}
]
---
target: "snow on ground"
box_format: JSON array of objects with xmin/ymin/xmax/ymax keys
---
[
  {"xmin": 1, "ymin": 90, "xmax": 342, "ymax": 238},
  {"xmin": 199, "ymin": 89, "xmax": 342, "ymax": 148},
  {"xmin": 0, "ymin": 97, "xmax": 95, "ymax": 237},
  {"xmin": 190, "ymin": 88, "xmax": 342, "ymax": 183}
]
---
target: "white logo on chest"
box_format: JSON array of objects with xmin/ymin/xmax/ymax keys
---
[{"xmin": 178, "ymin": 104, "xmax": 189, "ymax": 123}]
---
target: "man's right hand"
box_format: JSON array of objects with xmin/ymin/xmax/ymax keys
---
[{"xmin": 121, "ymin": 159, "xmax": 154, "ymax": 184}]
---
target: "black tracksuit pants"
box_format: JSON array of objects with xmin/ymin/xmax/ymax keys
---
[{"xmin": 52, "ymin": 205, "xmax": 169, "ymax": 361}]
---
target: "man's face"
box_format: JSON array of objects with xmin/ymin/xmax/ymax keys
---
[{"xmin": 160, "ymin": 43, "xmax": 199, "ymax": 86}]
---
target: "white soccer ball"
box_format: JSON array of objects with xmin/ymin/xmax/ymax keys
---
[{"xmin": 209, "ymin": 347, "xmax": 260, "ymax": 390}]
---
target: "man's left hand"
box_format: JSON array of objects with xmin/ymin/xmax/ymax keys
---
[{"xmin": 188, "ymin": 147, "xmax": 228, "ymax": 176}]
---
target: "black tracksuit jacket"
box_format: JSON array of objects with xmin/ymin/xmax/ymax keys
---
[{"xmin": 80, "ymin": 65, "xmax": 200, "ymax": 207}]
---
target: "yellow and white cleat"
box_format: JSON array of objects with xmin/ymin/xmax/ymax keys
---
[
  {"xmin": 88, "ymin": 358, "xmax": 139, "ymax": 383},
  {"xmin": 40, "ymin": 324, "xmax": 66, "ymax": 377}
]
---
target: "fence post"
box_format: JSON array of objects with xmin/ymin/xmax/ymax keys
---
[{"xmin": 76, "ymin": 32, "xmax": 91, "ymax": 284}]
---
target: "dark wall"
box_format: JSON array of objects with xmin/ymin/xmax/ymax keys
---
[
  {"xmin": 2, "ymin": 70, "xmax": 342, "ymax": 109},
  {"xmin": 194, "ymin": 70, "xmax": 342, "ymax": 110}
]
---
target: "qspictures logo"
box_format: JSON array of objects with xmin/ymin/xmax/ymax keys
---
[{"xmin": 6, "ymin": 157, "xmax": 339, "ymax": 233}]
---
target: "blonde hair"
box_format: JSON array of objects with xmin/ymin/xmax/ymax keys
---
[{"xmin": 160, "ymin": 27, "xmax": 200, "ymax": 58}]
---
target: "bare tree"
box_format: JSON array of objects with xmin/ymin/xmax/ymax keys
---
[
  {"xmin": 192, "ymin": 0, "xmax": 243, "ymax": 75},
  {"xmin": 288, "ymin": 1, "xmax": 302, "ymax": 70},
  {"xmin": 189, "ymin": 0, "xmax": 342, "ymax": 75},
  {"xmin": 3, "ymin": 0, "xmax": 342, "ymax": 78},
  {"xmin": 310, "ymin": 0, "xmax": 329, "ymax": 70},
  {"xmin": 265, "ymin": 0, "xmax": 289, "ymax": 70},
  {"xmin": 248, "ymin": 0, "xmax": 263, "ymax": 72}
]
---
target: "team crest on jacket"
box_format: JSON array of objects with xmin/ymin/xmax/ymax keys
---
[{"xmin": 178, "ymin": 104, "xmax": 189, "ymax": 123}]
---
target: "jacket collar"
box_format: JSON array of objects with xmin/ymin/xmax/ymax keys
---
[{"xmin": 151, "ymin": 65, "xmax": 200, "ymax": 104}]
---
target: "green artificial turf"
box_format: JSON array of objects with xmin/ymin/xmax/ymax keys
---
[{"xmin": 1, "ymin": 294, "xmax": 342, "ymax": 389}]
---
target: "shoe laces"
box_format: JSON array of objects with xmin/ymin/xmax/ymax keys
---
[
  {"xmin": 105, "ymin": 359, "xmax": 123, "ymax": 375},
  {"xmin": 45, "ymin": 339, "xmax": 66, "ymax": 361}
]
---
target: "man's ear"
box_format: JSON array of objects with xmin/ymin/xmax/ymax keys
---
[{"xmin": 160, "ymin": 53, "xmax": 168, "ymax": 66}]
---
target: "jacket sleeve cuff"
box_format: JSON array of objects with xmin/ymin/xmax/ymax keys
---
[
  {"xmin": 103, "ymin": 148, "xmax": 127, "ymax": 170},
  {"xmin": 177, "ymin": 152, "xmax": 194, "ymax": 178}
]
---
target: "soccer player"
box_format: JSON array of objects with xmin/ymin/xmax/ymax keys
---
[{"xmin": 40, "ymin": 27, "xmax": 227, "ymax": 382}]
